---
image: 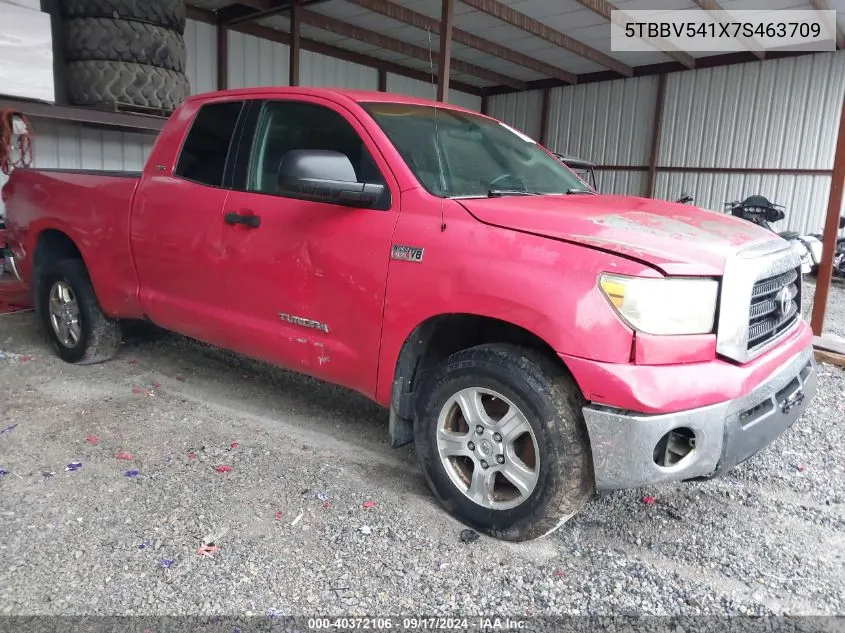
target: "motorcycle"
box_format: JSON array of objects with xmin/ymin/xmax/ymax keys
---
[
  {"xmin": 807, "ymin": 215, "xmax": 845, "ymax": 278},
  {"xmin": 723, "ymin": 196, "xmax": 816, "ymax": 274}
]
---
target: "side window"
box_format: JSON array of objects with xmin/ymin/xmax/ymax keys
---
[
  {"xmin": 247, "ymin": 101, "xmax": 386, "ymax": 195},
  {"xmin": 174, "ymin": 100, "xmax": 244, "ymax": 187}
]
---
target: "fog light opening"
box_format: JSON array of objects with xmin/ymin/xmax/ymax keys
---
[{"xmin": 653, "ymin": 427, "xmax": 696, "ymax": 467}]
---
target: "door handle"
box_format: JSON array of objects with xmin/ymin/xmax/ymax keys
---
[{"xmin": 224, "ymin": 211, "xmax": 261, "ymax": 228}]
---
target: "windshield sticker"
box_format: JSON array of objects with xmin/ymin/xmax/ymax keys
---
[{"xmin": 498, "ymin": 122, "xmax": 537, "ymax": 144}]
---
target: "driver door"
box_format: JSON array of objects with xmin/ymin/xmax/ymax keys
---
[{"xmin": 219, "ymin": 97, "xmax": 399, "ymax": 397}]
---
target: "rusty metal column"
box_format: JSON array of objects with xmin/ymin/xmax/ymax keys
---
[
  {"xmin": 217, "ymin": 24, "xmax": 228, "ymax": 90},
  {"xmin": 646, "ymin": 73, "xmax": 667, "ymax": 198},
  {"xmin": 539, "ymin": 88, "xmax": 551, "ymax": 146},
  {"xmin": 436, "ymin": 0, "xmax": 454, "ymax": 102},
  {"xmin": 289, "ymin": 0, "xmax": 301, "ymax": 86},
  {"xmin": 811, "ymin": 93, "xmax": 845, "ymax": 336}
]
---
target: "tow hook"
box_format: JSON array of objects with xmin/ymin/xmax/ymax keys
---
[{"xmin": 781, "ymin": 389, "xmax": 805, "ymax": 414}]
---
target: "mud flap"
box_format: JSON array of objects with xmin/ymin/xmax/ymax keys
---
[{"xmin": 388, "ymin": 407, "xmax": 414, "ymax": 448}]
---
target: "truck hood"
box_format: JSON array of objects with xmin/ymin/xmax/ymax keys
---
[{"xmin": 457, "ymin": 194, "xmax": 778, "ymax": 276}]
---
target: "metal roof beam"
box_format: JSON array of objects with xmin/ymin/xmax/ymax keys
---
[
  {"xmin": 690, "ymin": 0, "xmax": 765, "ymax": 60},
  {"xmin": 229, "ymin": 19, "xmax": 485, "ymax": 94},
  {"xmin": 807, "ymin": 0, "xmax": 845, "ymax": 49},
  {"xmin": 299, "ymin": 9, "xmax": 527, "ymax": 89},
  {"xmin": 222, "ymin": 0, "xmax": 318, "ymax": 27},
  {"xmin": 458, "ymin": 0, "xmax": 633, "ymax": 77},
  {"xmin": 571, "ymin": 0, "xmax": 695, "ymax": 69},
  {"xmin": 346, "ymin": 0, "xmax": 576, "ymax": 84}
]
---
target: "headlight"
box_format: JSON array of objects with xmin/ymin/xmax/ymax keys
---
[{"xmin": 599, "ymin": 274, "xmax": 719, "ymax": 335}]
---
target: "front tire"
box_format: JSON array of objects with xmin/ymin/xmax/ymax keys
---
[
  {"xmin": 414, "ymin": 344, "xmax": 595, "ymax": 541},
  {"xmin": 37, "ymin": 259, "xmax": 121, "ymax": 364}
]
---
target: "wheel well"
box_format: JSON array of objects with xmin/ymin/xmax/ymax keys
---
[
  {"xmin": 388, "ymin": 314, "xmax": 565, "ymax": 447},
  {"xmin": 34, "ymin": 229, "xmax": 82, "ymax": 269},
  {"xmin": 31, "ymin": 230, "xmax": 84, "ymax": 321}
]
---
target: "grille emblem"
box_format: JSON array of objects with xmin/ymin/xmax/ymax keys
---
[{"xmin": 776, "ymin": 287, "xmax": 791, "ymax": 317}]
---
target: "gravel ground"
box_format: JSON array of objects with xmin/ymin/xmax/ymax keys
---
[
  {"xmin": 803, "ymin": 277, "xmax": 845, "ymax": 340},
  {"xmin": 1, "ymin": 307, "xmax": 844, "ymax": 625}
]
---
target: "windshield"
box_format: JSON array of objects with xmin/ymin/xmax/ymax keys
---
[{"xmin": 361, "ymin": 102, "xmax": 591, "ymax": 198}]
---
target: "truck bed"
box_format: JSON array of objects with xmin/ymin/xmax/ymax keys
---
[{"xmin": 0, "ymin": 167, "xmax": 143, "ymax": 314}]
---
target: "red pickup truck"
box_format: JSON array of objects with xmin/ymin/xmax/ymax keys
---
[{"xmin": 0, "ymin": 88, "xmax": 817, "ymax": 541}]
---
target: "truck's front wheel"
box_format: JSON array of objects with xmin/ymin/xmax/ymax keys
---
[
  {"xmin": 37, "ymin": 259, "xmax": 121, "ymax": 364},
  {"xmin": 414, "ymin": 344, "xmax": 595, "ymax": 541}
]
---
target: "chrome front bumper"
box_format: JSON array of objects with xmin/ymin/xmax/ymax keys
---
[{"xmin": 582, "ymin": 346, "xmax": 817, "ymax": 491}]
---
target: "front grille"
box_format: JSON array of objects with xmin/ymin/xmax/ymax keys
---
[{"xmin": 747, "ymin": 268, "xmax": 801, "ymax": 350}]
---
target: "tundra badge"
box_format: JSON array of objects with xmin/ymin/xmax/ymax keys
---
[
  {"xmin": 278, "ymin": 313, "xmax": 329, "ymax": 333},
  {"xmin": 391, "ymin": 245, "xmax": 424, "ymax": 263}
]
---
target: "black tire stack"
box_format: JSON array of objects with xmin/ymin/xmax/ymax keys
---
[{"xmin": 59, "ymin": 0, "xmax": 191, "ymax": 111}]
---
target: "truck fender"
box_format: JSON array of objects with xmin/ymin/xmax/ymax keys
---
[{"xmin": 385, "ymin": 313, "xmax": 567, "ymax": 448}]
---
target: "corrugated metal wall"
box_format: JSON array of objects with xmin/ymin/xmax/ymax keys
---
[
  {"xmin": 485, "ymin": 78, "xmax": 658, "ymax": 198},
  {"xmin": 653, "ymin": 172, "xmax": 834, "ymax": 235},
  {"xmin": 660, "ymin": 54, "xmax": 844, "ymax": 171},
  {"xmin": 299, "ymin": 49, "xmax": 378, "ymax": 90},
  {"xmin": 0, "ymin": 122, "xmax": 155, "ymax": 217},
  {"xmin": 227, "ymin": 31, "xmax": 381, "ymax": 90},
  {"xmin": 656, "ymin": 52, "xmax": 845, "ymax": 234},
  {"xmin": 227, "ymin": 30, "xmax": 290, "ymax": 89},
  {"xmin": 485, "ymin": 89, "xmax": 544, "ymax": 140},
  {"xmin": 184, "ymin": 18, "xmax": 218, "ymax": 95},
  {"xmin": 546, "ymin": 76, "xmax": 660, "ymax": 197},
  {"xmin": 547, "ymin": 76, "xmax": 659, "ymax": 167},
  {"xmin": 594, "ymin": 170, "xmax": 649, "ymax": 199},
  {"xmin": 31, "ymin": 122, "xmax": 155, "ymax": 170}
]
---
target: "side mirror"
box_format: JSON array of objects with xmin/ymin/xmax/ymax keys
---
[{"xmin": 277, "ymin": 149, "xmax": 388, "ymax": 209}]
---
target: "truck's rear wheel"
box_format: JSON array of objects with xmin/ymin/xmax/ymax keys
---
[
  {"xmin": 414, "ymin": 344, "xmax": 595, "ymax": 541},
  {"xmin": 37, "ymin": 259, "xmax": 121, "ymax": 364}
]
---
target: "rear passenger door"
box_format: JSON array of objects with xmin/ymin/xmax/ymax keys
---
[
  {"xmin": 131, "ymin": 99, "xmax": 246, "ymax": 347},
  {"xmin": 218, "ymin": 96, "xmax": 400, "ymax": 396}
]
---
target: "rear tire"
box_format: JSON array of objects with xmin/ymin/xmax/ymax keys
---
[
  {"xmin": 37, "ymin": 259, "xmax": 121, "ymax": 364},
  {"xmin": 414, "ymin": 344, "xmax": 594, "ymax": 541}
]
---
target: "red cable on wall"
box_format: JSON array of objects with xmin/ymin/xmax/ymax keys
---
[{"xmin": 0, "ymin": 109, "xmax": 34, "ymax": 175}]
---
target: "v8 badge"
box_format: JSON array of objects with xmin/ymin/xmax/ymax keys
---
[{"xmin": 391, "ymin": 244, "xmax": 424, "ymax": 263}]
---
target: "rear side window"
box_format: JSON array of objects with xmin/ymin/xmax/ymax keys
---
[{"xmin": 174, "ymin": 101, "xmax": 244, "ymax": 187}]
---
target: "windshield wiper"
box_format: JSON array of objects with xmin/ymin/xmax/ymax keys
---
[
  {"xmin": 566, "ymin": 188, "xmax": 595, "ymax": 195},
  {"xmin": 487, "ymin": 189, "xmax": 540, "ymax": 197}
]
